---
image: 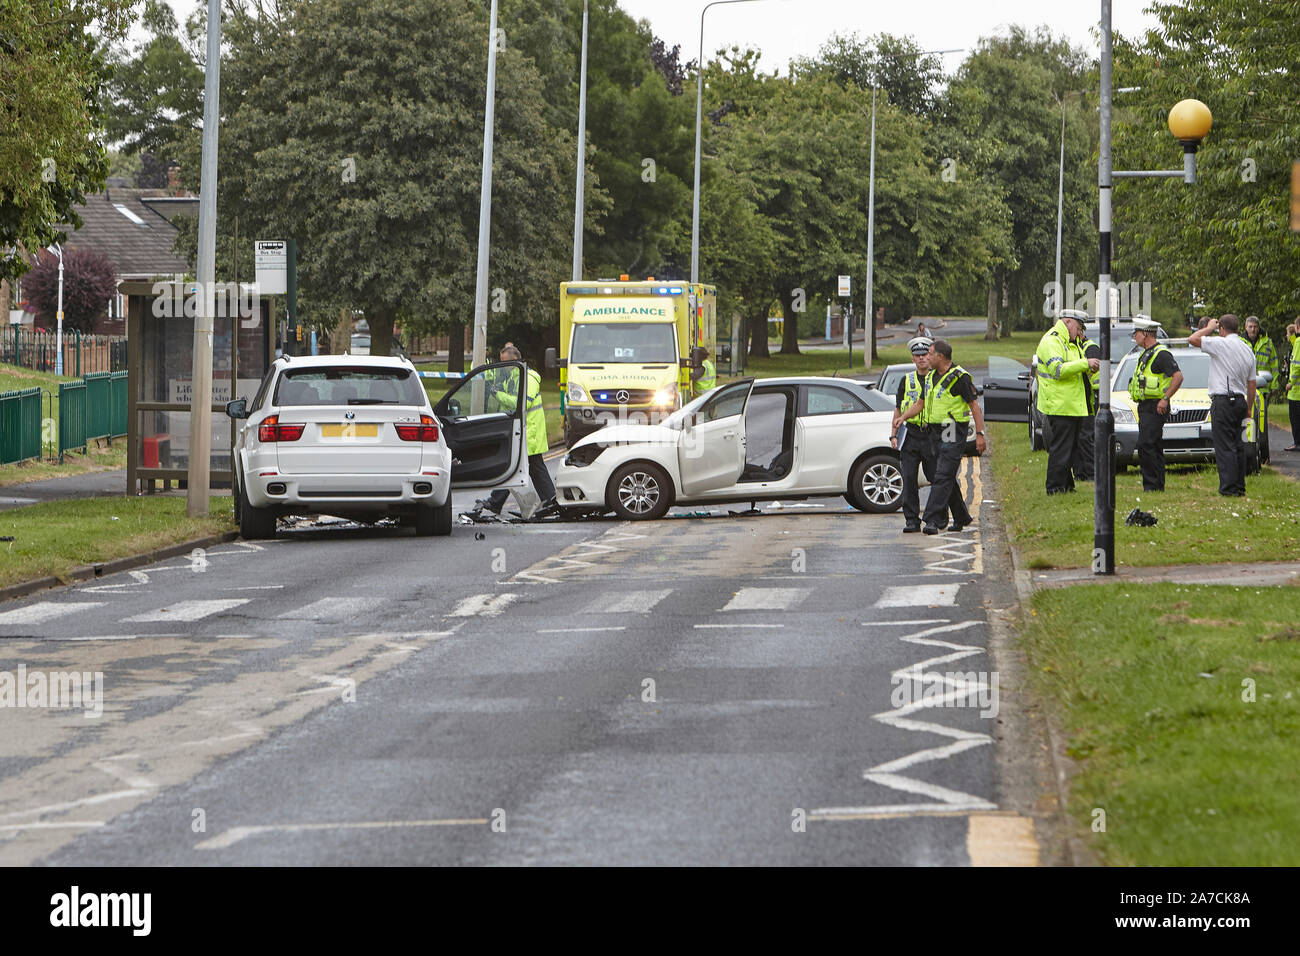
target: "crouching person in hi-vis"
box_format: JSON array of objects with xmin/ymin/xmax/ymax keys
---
[{"xmin": 896, "ymin": 339, "xmax": 986, "ymax": 535}]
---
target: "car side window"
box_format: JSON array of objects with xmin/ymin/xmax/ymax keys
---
[
  {"xmin": 803, "ymin": 385, "xmax": 867, "ymax": 416},
  {"xmin": 250, "ymin": 369, "xmax": 276, "ymax": 412},
  {"xmin": 697, "ymin": 383, "xmax": 749, "ymax": 423}
]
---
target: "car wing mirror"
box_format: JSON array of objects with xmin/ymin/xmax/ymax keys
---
[{"xmin": 225, "ymin": 398, "xmax": 248, "ymax": 419}]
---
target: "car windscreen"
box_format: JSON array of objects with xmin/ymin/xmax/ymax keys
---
[
  {"xmin": 274, "ymin": 366, "xmax": 426, "ymax": 405},
  {"xmin": 877, "ymin": 368, "xmax": 906, "ymax": 398},
  {"xmin": 1114, "ymin": 351, "xmax": 1209, "ymax": 391},
  {"xmin": 570, "ymin": 323, "xmax": 677, "ymax": 364}
]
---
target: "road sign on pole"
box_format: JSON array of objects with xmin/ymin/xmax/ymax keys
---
[
  {"xmin": 255, "ymin": 240, "xmax": 288, "ymax": 295},
  {"xmin": 838, "ymin": 275, "xmax": 851, "ymax": 297}
]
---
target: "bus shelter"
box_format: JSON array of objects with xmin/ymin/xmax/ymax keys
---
[{"xmin": 121, "ymin": 279, "xmax": 272, "ymax": 493}]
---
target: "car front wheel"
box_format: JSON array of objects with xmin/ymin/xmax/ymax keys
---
[
  {"xmin": 847, "ymin": 454, "xmax": 903, "ymax": 513},
  {"xmin": 607, "ymin": 462, "xmax": 672, "ymax": 520}
]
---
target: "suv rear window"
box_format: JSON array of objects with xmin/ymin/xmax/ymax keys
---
[{"xmin": 274, "ymin": 366, "xmax": 426, "ymax": 406}]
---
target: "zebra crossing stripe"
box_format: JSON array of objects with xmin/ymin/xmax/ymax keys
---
[
  {"xmin": 279, "ymin": 597, "xmax": 383, "ymax": 621},
  {"xmin": 124, "ymin": 599, "xmax": 250, "ymax": 623},
  {"xmin": 874, "ymin": 584, "xmax": 961, "ymax": 608},
  {"xmin": 0, "ymin": 602, "xmax": 105, "ymax": 625},
  {"xmin": 720, "ymin": 588, "xmax": 811, "ymax": 611},
  {"xmin": 448, "ymin": 593, "xmax": 518, "ymax": 617},
  {"xmin": 586, "ymin": 589, "xmax": 673, "ymax": 614}
]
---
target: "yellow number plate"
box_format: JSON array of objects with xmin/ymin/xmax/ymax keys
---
[{"xmin": 320, "ymin": 423, "xmax": 379, "ymax": 437}]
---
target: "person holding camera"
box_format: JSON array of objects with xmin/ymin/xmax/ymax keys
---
[{"xmin": 1189, "ymin": 314, "xmax": 1256, "ymax": 496}]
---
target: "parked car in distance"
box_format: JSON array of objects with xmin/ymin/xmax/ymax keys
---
[
  {"xmin": 225, "ymin": 355, "xmax": 529, "ymax": 538},
  {"xmin": 554, "ymin": 376, "xmax": 904, "ymax": 520}
]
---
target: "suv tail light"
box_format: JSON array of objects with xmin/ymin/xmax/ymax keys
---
[
  {"xmin": 257, "ymin": 415, "xmax": 305, "ymax": 442},
  {"xmin": 395, "ymin": 414, "xmax": 439, "ymax": 442}
]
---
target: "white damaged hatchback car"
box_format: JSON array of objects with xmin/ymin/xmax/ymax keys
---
[
  {"xmin": 226, "ymin": 355, "xmax": 530, "ymax": 538},
  {"xmin": 554, "ymin": 376, "xmax": 903, "ymax": 520}
]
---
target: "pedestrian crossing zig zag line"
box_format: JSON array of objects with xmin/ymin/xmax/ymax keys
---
[
  {"xmin": 509, "ymin": 528, "xmax": 647, "ymax": 585},
  {"xmin": 923, "ymin": 531, "xmax": 977, "ymax": 575},
  {"xmin": 811, "ymin": 620, "xmax": 996, "ymax": 819}
]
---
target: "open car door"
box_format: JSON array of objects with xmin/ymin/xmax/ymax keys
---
[
  {"xmin": 981, "ymin": 355, "xmax": 1033, "ymax": 422},
  {"xmin": 434, "ymin": 361, "xmax": 529, "ymax": 489},
  {"xmin": 677, "ymin": 378, "xmax": 754, "ymax": 496}
]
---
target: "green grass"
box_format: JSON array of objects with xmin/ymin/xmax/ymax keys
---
[
  {"xmin": 877, "ymin": 330, "xmax": 1042, "ymax": 369},
  {"xmin": 0, "ymin": 496, "xmax": 233, "ymax": 588},
  {"xmin": 1020, "ymin": 582, "xmax": 1300, "ymax": 865},
  {"xmin": 987, "ymin": 420, "xmax": 1300, "ymax": 569}
]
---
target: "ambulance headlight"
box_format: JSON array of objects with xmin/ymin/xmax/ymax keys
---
[
  {"xmin": 652, "ymin": 383, "xmax": 678, "ymax": 407},
  {"xmin": 567, "ymin": 383, "xmax": 589, "ymax": 403}
]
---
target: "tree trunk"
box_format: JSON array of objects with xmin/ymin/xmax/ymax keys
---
[
  {"xmin": 984, "ymin": 279, "xmax": 999, "ymax": 340},
  {"xmin": 369, "ymin": 307, "xmax": 395, "ymax": 356},
  {"xmin": 747, "ymin": 306, "xmax": 770, "ymax": 358},
  {"xmin": 778, "ymin": 288, "xmax": 801, "ymax": 355},
  {"xmin": 446, "ymin": 320, "xmax": 465, "ymax": 373},
  {"xmin": 999, "ymin": 279, "xmax": 1013, "ymax": 338}
]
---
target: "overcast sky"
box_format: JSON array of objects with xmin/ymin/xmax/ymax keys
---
[{"xmin": 617, "ymin": 0, "xmax": 1161, "ymax": 74}]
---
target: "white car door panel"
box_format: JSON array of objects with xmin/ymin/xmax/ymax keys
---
[{"xmin": 677, "ymin": 379, "xmax": 754, "ymax": 496}]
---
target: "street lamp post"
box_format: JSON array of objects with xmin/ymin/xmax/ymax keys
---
[
  {"xmin": 52, "ymin": 243, "xmax": 64, "ymax": 375},
  {"xmin": 1095, "ymin": 0, "xmax": 1210, "ymax": 575},
  {"xmin": 472, "ymin": 0, "xmax": 501, "ymax": 371},
  {"xmin": 572, "ymin": 0, "xmax": 589, "ymax": 281}
]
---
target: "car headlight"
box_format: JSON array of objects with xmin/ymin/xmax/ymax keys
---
[
  {"xmin": 1112, "ymin": 406, "xmax": 1136, "ymax": 425},
  {"xmin": 563, "ymin": 444, "xmax": 605, "ymax": 468},
  {"xmin": 567, "ymin": 382, "xmax": 589, "ymax": 403},
  {"xmin": 652, "ymin": 383, "xmax": 678, "ymax": 407}
]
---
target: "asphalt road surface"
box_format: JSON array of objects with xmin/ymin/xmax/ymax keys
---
[{"xmin": 0, "ymin": 458, "xmax": 1033, "ymax": 866}]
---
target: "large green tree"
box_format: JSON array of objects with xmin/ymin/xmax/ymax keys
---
[
  {"xmin": 0, "ymin": 0, "xmax": 133, "ymax": 281},
  {"xmin": 1112, "ymin": 0, "xmax": 1300, "ymax": 337}
]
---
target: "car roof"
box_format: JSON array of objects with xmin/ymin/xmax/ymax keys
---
[
  {"xmin": 749, "ymin": 375, "xmax": 872, "ymax": 387},
  {"xmin": 275, "ymin": 354, "xmax": 413, "ymax": 369}
]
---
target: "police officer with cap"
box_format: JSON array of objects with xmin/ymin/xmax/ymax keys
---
[
  {"xmin": 891, "ymin": 335, "xmax": 943, "ymax": 532},
  {"xmin": 1128, "ymin": 314, "xmax": 1183, "ymax": 492}
]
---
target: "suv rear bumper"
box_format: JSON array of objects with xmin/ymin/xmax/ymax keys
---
[{"xmin": 244, "ymin": 470, "xmax": 450, "ymax": 512}]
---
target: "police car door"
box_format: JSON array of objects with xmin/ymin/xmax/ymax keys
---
[
  {"xmin": 434, "ymin": 361, "xmax": 529, "ymax": 489},
  {"xmin": 677, "ymin": 378, "xmax": 754, "ymax": 496}
]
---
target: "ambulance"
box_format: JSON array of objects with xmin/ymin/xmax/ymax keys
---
[{"xmin": 546, "ymin": 277, "xmax": 717, "ymax": 447}]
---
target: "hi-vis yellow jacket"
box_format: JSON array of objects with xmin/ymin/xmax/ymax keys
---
[{"xmin": 1035, "ymin": 320, "xmax": 1091, "ymax": 417}]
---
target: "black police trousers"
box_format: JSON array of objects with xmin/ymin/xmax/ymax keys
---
[
  {"xmin": 899, "ymin": 428, "xmax": 938, "ymax": 528},
  {"xmin": 1210, "ymin": 393, "xmax": 1248, "ymax": 496},
  {"xmin": 1136, "ymin": 400, "xmax": 1166, "ymax": 491},
  {"xmin": 1045, "ymin": 414, "xmax": 1083, "ymax": 493},
  {"xmin": 922, "ymin": 423, "xmax": 971, "ymax": 529}
]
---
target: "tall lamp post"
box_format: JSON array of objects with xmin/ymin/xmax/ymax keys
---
[
  {"xmin": 571, "ymin": 0, "xmax": 589, "ymax": 281},
  {"xmin": 51, "ymin": 243, "xmax": 64, "ymax": 375},
  {"xmin": 1095, "ymin": 0, "xmax": 1211, "ymax": 574},
  {"xmin": 472, "ymin": 0, "xmax": 501, "ymax": 371}
]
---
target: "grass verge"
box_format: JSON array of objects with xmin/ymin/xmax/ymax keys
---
[
  {"xmin": 0, "ymin": 440, "xmax": 127, "ymax": 487},
  {"xmin": 988, "ymin": 420, "xmax": 1300, "ymax": 568},
  {"xmin": 1019, "ymin": 582, "xmax": 1300, "ymax": 865},
  {"xmin": 0, "ymin": 496, "xmax": 233, "ymax": 589}
]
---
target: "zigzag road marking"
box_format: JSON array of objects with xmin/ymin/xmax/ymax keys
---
[
  {"xmin": 810, "ymin": 620, "xmax": 995, "ymax": 820},
  {"xmin": 509, "ymin": 527, "xmax": 646, "ymax": 585}
]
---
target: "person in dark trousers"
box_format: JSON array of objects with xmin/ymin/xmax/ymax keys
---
[
  {"xmin": 1190, "ymin": 314, "xmax": 1257, "ymax": 496},
  {"xmin": 1034, "ymin": 311, "xmax": 1099, "ymax": 494},
  {"xmin": 890, "ymin": 336, "xmax": 942, "ymax": 533},
  {"xmin": 1072, "ymin": 331, "xmax": 1101, "ymax": 482},
  {"xmin": 1127, "ymin": 316, "xmax": 1183, "ymax": 491},
  {"xmin": 1287, "ymin": 320, "xmax": 1300, "ymax": 452},
  {"xmin": 896, "ymin": 339, "xmax": 986, "ymax": 534}
]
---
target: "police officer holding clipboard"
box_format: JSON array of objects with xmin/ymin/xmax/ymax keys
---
[
  {"xmin": 891, "ymin": 336, "xmax": 942, "ymax": 533},
  {"xmin": 1128, "ymin": 316, "xmax": 1183, "ymax": 492}
]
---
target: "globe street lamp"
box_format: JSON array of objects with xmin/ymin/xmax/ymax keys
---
[{"xmin": 1095, "ymin": 0, "xmax": 1211, "ymax": 575}]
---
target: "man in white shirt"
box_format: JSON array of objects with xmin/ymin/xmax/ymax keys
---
[{"xmin": 1189, "ymin": 314, "xmax": 1257, "ymax": 496}]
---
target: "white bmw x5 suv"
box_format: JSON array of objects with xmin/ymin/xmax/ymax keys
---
[{"xmin": 226, "ymin": 355, "xmax": 531, "ymax": 539}]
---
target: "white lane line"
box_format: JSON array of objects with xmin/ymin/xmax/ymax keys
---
[
  {"xmin": 862, "ymin": 618, "xmax": 951, "ymax": 627},
  {"xmin": 811, "ymin": 803, "xmax": 994, "ymax": 820},
  {"xmin": 874, "ymin": 584, "xmax": 961, "ymax": 608},
  {"xmin": 720, "ymin": 587, "xmax": 811, "ymax": 611},
  {"xmin": 124, "ymin": 599, "xmax": 251, "ymax": 623},
  {"xmin": 586, "ymin": 589, "xmax": 672, "ymax": 614},
  {"xmin": 538, "ymin": 626, "xmax": 626, "ymax": 633},
  {"xmin": 278, "ymin": 596, "xmax": 382, "ymax": 620},
  {"xmin": 447, "ymin": 593, "xmax": 518, "ymax": 617},
  {"xmin": 0, "ymin": 821, "xmax": 105, "ymax": 832},
  {"xmin": 195, "ymin": 817, "xmax": 489, "ymax": 850},
  {"xmin": 694, "ymin": 623, "xmax": 785, "ymax": 629},
  {"xmin": 0, "ymin": 788, "xmax": 152, "ymax": 821},
  {"xmin": 225, "ymin": 585, "xmax": 285, "ymax": 591},
  {"xmin": 0, "ymin": 602, "xmax": 104, "ymax": 625}
]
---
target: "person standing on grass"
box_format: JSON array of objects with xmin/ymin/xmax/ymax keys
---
[
  {"xmin": 895, "ymin": 339, "xmax": 986, "ymax": 535},
  {"xmin": 1287, "ymin": 320, "xmax": 1300, "ymax": 452},
  {"xmin": 1034, "ymin": 310, "xmax": 1099, "ymax": 494},
  {"xmin": 890, "ymin": 335, "xmax": 943, "ymax": 533},
  {"xmin": 1189, "ymin": 314, "xmax": 1256, "ymax": 496},
  {"xmin": 1128, "ymin": 316, "xmax": 1183, "ymax": 492},
  {"xmin": 1072, "ymin": 326, "xmax": 1102, "ymax": 483}
]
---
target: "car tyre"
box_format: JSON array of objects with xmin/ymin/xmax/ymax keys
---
[
  {"xmin": 1029, "ymin": 408, "xmax": 1045, "ymax": 451},
  {"xmin": 415, "ymin": 499, "xmax": 453, "ymax": 536},
  {"xmin": 847, "ymin": 453, "xmax": 903, "ymax": 514},
  {"xmin": 607, "ymin": 462, "xmax": 672, "ymax": 520},
  {"xmin": 237, "ymin": 474, "xmax": 277, "ymax": 540}
]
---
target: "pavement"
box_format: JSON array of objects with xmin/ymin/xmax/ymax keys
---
[
  {"xmin": 0, "ymin": 456, "xmax": 1042, "ymax": 866},
  {"xmin": 0, "ymin": 468, "xmax": 130, "ymax": 512}
]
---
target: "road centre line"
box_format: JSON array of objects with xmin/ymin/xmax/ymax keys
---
[
  {"xmin": 694, "ymin": 624, "xmax": 785, "ymax": 629},
  {"xmin": 195, "ymin": 817, "xmax": 490, "ymax": 851},
  {"xmin": 538, "ymin": 627, "xmax": 626, "ymax": 633},
  {"xmin": 861, "ymin": 619, "xmax": 951, "ymax": 626}
]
